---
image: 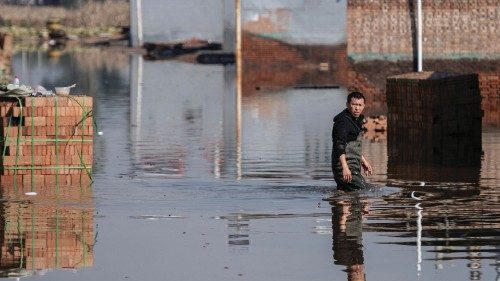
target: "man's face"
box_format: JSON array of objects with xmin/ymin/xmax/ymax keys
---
[{"xmin": 347, "ymin": 98, "xmax": 365, "ymax": 118}]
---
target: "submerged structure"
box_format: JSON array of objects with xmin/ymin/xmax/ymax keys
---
[{"xmin": 386, "ymin": 71, "xmax": 482, "ymax": 182}]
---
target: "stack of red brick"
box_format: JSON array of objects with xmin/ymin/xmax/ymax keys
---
[
  {"xmin": 386, "ymin": 71, "xmax": 482, "ymax": 166},
  {"xmin": 0, "ymin": 96, "xmax": 93, "ymax": 187},
  {"xmin": 480, "ymin": 74, "xmax": 500, "ymax": 126}
]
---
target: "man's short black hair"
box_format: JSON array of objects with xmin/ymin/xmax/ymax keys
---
[{"xmin": 347, "ymin": 91, "xmax": 365, "ymax": 103}]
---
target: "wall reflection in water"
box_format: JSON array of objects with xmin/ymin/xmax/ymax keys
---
[
  {"xmin": 130, "ymin": 55, "xmax": 238, "ymax": 179},
  {"xmin": 130, "ymin": 54, "xmax": 342, "ymax": 182},
  {"xmin": 0, "ymin": 183, "xmax": 94, "ymax": 277}
]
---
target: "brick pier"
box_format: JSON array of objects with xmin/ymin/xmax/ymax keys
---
[{"xmin": 386, "ymin": 71, "xmax": 482, "ymax": 182}]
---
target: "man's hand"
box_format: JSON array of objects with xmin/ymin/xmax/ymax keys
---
[
  {"xmin": 361, "ymin": 159, "xmax": 373, "ymax": 176},
  {"xmin": 339, "ymin": 154, "xmax": 352, "ymax": 182},
  {"xmin": 342, "ymin": 166, "xmax": 352, "ymax": 182}
]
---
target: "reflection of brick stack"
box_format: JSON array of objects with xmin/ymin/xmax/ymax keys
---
[
  {"xmin": 0, "ymin": 185, "xmax": 94, "ymax": 271},
  {"xmin": 0, "ymin": 96, "xmax": 93, "ymax": 187},
  {"xmin": 386, "ymin": 72, "xmax": 482, "ymax": 182}
]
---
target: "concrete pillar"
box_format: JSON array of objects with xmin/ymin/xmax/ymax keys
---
[{"xmin": 386, "ymin": 71, "xmax": 482, "ymax": 183}]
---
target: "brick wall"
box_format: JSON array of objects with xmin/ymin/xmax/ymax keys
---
[
  {"xmin": 240, "ymin": 32, "xmax": 499, "ymax": 126},
  {"xmin": 242, "ymin": 32, "xmax": 348, "ymax": 94},
  {"xmin": 348, "ymin": 0, "xmax": 500, "ymax": 60},
  {"xmin": 239, "ymin": 1, "xmax": 499, "ymax": 126}
]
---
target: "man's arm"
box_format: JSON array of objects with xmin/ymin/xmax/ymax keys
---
[
  {"xmin": 333, "ymin": 117, "xmax": 352, "ymax": 182},
  {"xmin": 339, "ymin": 154, "xmax": 352, "ymax": 182},
  {"xmin": 332, "ymin": 117, "xmax": 348, "ymax": 160}
]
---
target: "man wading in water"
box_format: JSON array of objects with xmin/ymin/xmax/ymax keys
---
[{"xmin": 332, "ymin": 91, "xmax": 373, "ymax": 191}]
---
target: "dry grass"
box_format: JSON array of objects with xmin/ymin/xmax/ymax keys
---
[{"xmin": 0, "ymin": 0, "xmax": 129, "ymax": 29}]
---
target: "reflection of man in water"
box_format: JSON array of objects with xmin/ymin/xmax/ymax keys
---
[
  {"xmin": 331, "ymin": 91, "xmax": 373, "ymax": 191},
  {"xmin": 331, "ymin": 197, "xmax": 367, "ymax": 281}
]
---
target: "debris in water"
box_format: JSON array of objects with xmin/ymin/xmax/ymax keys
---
[{"xmin": 129, "ymin": 215, "xmax": 184, "ymax": 220}]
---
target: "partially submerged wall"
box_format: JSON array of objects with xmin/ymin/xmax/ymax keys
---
[
  {"xmin": 241, "ymin": 32, "xmax": 348, "ymax": 94},
  {"xmin": 386, "ymin": 72, "xmax": 482, "ymax": 182},
  {"xmin": 239, "ymin": 1, "xmax": 347, "ymax": 94}
]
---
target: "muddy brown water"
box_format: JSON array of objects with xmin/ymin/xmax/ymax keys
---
[{"xmin": 3, "ymin": 48, "xmax": 499, "ymax": 281}]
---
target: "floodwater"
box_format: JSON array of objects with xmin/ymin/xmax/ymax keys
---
[{"xmin": 5, "ymin": 47, "xmax": 500, "ymax": 281}]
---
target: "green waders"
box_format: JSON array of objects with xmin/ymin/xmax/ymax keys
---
[{"xmin": 332, "ymin": 133, "xmax": 367, "ymax": 191}]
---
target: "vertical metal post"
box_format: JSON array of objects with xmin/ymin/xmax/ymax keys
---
[
  {"xmin": 130, "ymin": 0, "xmax": 143, "ymax": 47},
  {"xmin": 236, "ymin": 0, "xmax": 242, "ymax": 83},
  {"xmin": 235, "ymin": 0, "xmax": 242, "ymax": 180},
  {"xmin": 417, "ymin": 0, "xmax": 423, "ymax": 72}
]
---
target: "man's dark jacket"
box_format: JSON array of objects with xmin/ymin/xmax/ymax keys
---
[{"xmin": 331, "ymin": 109, "xmax": 364, "ymax": 160}]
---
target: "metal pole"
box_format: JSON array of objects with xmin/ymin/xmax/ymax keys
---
[
  {"xmin": 417, "ymin": 0, "xmax": 423, "ymax": 72},
  {"xmin": 235, "ymin": 0, "xmax": 242, "ymax": 180},
  {"xmin": 137, "ymin": 0, "xmax": 143, "ymax": 47},
  {"xmin": 236, "ymin": 0, "xmax": 242, "ymax": 77},
  {"xmin": 130, "ymin": 0, "xmax": 143, "ymax": 47}
]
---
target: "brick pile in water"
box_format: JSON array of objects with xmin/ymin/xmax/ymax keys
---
[
  {"xmin": 0, "ymin": 96, "xmax": 93, "ymax": 188},
  {"xmin": 386, "ymin": 71, "xmax": 482, "ymax": 182},
  {"xmin": 480, "ymin": 73, "xmax": 500, "ymax": 126}
]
